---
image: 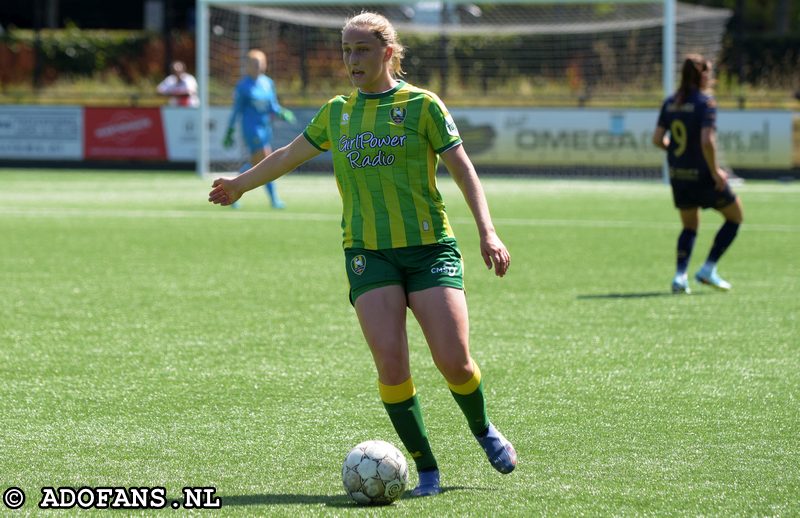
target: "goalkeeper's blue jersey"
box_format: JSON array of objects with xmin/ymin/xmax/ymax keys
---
[{"xmin": 228, "ymin": 74, "xmax": 283, "ymax": 144}]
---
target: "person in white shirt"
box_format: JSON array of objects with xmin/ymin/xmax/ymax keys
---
[{"xmin": 156, "ymin": 60, "xmax": 199, "ymax": 107}]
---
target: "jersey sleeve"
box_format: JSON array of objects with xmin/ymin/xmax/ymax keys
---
[
  {"xmin": 302, "ymin": 101, "xmax": 333, "ymax": 152},
  {"xmin": 264, "ymin": 77, "xmax": 283, "ymax": 115},
  {"xmin": 700, "ymin": 96, "xmax": 717, "ymax": 129},
  {"xmin": 227, "ymin": 82, "xmax": 245, "ymax": 130},
  {"xmin": 422, "ymin": 94, "xmax": 462, "ymax": 154}
]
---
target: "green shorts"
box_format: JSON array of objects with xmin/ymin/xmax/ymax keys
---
[{"xmin": 344, "ymin": 238, "xmax": 464, "ymax": 304}]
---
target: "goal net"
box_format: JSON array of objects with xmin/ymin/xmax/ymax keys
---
[{"xmin": 197, "ymin": 1, "xmax": 731, "ymax": 176}]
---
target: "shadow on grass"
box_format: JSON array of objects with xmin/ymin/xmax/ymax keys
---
[
  {"xmin": 220, "ymin": 486, "xmax": 484, "ymax": 508},
  {"xmin": 220, "ymin": 494, "xmax": 350, "ymax": 508},
  {"xmin": 577, "ymin": 291, "xmax": 712, "ymax": 300}
]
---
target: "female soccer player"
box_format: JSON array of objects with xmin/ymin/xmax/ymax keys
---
[
  {"xmin": 223, "ymin": 49, "xmax": 296, "ymax": 209},
  {"xmin": 209, "ymin": 12, "xmax": 516, "ymax": 496},
  {"xmin": 652, "ymin": 54, "xmax": 744, "ymax": 293}
]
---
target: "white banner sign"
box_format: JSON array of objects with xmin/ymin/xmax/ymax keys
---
[
  {"xmin": 0, "ymin": 106, "xmax": 83, "ymax": 159},
  {"xmin": 450, "ymin": 108, "xmax": 793, "ymax": 169},
  {"xmin": 162, "ymin": 106, "xmax": 243, "ymax": 162},
  {"xmin": 0, "ymin": 106, "xmax": 793, "ymax": 171}
]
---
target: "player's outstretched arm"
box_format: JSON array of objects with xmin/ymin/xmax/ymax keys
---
[
  {"xmin": 440, "ymin": 144, "xmax": 510, "ymax": 277},
  {"xmin": 208, "ymin": 134, "xmax": 321, "ymax": 206}
]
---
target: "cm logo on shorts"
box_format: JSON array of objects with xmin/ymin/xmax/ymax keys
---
[{"xmin": 431, "ymin": 261, "xmax": 460, "ymax": 277}]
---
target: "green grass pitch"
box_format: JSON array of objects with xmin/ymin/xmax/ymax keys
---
[{"xmin": 1, "ymin": 169, "xmax": 798, "ymax": 516}]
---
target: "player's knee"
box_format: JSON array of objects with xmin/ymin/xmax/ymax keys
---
[
  {"xmin": 720, "ymin": 198, "xmax": 743, "ymax": 224},
  {"xmin": 726, "ymin": 208, "xmax": 743, "ymax": 225},
  {"xmin": 372, "ymin": 350, "xmax": 409, "ymax": 384},
  {"xmin": 435, "ymin": 356, "xmax": 473, "ymax": 385}
]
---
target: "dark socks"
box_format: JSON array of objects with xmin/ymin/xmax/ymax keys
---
[
  {"xmin": 676, "ymin": 228, "xmax": 697, "ymax": 273},
  {"xmin": 707, "ymin": 221, "xmax": 740, "ymax": 263}
]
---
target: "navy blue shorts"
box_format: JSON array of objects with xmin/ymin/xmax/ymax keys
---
[{"xmin": 671, "ymin": 181, "xmax": 737, "ymax": 210}]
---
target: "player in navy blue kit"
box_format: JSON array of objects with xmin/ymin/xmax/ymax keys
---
[
  {"xmin": 653, "ymin": 54, "xmax": 744, "ymax": 293},
  {"xmin": 223, "ymin": 49, "xmax": 295, "ymax": 208}
]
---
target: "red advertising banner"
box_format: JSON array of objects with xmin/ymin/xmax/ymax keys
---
[{"xmin": 83, "ymin": 108, "xmax": 167, "ymax": 160}]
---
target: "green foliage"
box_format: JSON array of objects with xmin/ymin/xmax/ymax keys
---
[
  {"xmin": 1, "ymin": 12, "xmax": 797, "ymax": 107},
  {"xmin": 10, "ymin": 24, "xmax": 150, "ymax": 78},
  {"xmin": 721, "ymin": 33, "xmax": 800, "ymax": 88},
  {"xmin": 0, "ymin": 25, "xmax": 193, "ymax": 89},
  {"xmin": 403, "ymin": 31, "xmax": 663, "ymax": 99},
  {"xmin": 685, "ymin": 0, "xmax": 800, "ymax": 33},
  {"xmin": 0, "ymin": 170, "xmax": 798, "ymax": 515}
]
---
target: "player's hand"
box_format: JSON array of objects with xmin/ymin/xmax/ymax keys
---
[
  {"xmin": 713, "ymin": 167, "xmax": 728, "ymax": 191},
  {"xmin": 480, "ymin": 232, "xmax": 510, "ymax": 277},
  {"xmin": 280, "ymin": 108, "xmax": 296, "ymax": 124},
  {"xmin": 223, "ymin": 127, "xmax": 235, "ymax": 149},
  {"xmin": 208, "ymin": 177, "xmax": 242, "ymax": 206}
]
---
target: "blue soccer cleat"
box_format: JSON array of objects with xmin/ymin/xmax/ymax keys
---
[
  {"xmin": 671, "ymin": 273, "xmax": 691, "ymax": 294},
  {"xmin": 695, "ymin": 266, "xmax": 731, "ymax": 291},
  {"xmin": 410, "ymin": 468, "xmax": 441, "ymax": 497},
  {"xmin": 475, "ymin": 423, "xmax": 517, "ymax": 474}
]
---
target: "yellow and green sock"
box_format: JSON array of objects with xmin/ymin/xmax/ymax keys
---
[
  {"xmin": 380, "ymin": 378, "xmax": 438, "ymax": 471},
  {"xmin": 448, "ymin": 361, "xmax": 490, "ymax": 436}
]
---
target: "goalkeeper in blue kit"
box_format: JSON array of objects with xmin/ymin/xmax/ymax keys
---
[{"xmin": 223, "ymin": 49, "xmax": 296, "ymax": 209}]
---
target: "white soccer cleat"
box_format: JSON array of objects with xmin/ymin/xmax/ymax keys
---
[
  {"xmin": 695, "ymin": 267, "xmax": 731, "ymax": 291},
  {"xmin": 671, "ymin": 273, "xmax": 691, "ymax": 294}
]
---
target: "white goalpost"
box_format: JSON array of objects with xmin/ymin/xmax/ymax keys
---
[{"xmin": 194, "ymin": 0, "xmax": 731, "ymax": 177}]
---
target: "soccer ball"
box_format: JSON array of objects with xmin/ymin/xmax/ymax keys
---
[{"xmin": 342, "ymin": 440, "xmax": 408, "ymax": 505}]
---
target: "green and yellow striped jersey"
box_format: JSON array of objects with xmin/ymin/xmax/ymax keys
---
[{"xmin": 303, "ymin": 81, "xmax": 462, "ymax": 250}]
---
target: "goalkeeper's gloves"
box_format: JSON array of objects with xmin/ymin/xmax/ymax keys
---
[
  {"xmin": 223, "ymin": 127, "xmax": 235, "ymax": 149},
  {"xmin": 280, "ymin": 108, "xmax": 296, "ymax": 124}
]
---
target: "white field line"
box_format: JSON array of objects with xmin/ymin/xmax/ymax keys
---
[{"xmin": 1, "ymin": 206, "xmax": 798, "ymax": 233}]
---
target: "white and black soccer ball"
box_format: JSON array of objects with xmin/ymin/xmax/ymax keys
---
[{"xmin": 342, "ymin": 440, "xmax": 408, "ymax": 505}]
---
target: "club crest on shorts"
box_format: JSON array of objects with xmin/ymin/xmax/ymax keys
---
[
  {"xmin": 351, "ymin": 254, "xmax": 366, "ymax": 275},
  {"xmin": 390, "ymin": 107, "xmax": 406, "ymax": 125}
]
